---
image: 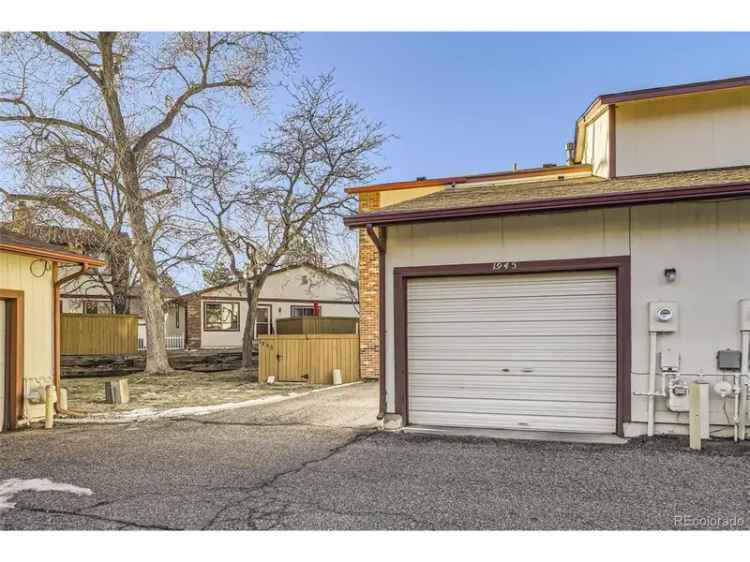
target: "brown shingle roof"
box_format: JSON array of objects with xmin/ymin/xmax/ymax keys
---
[
  {"xmin": 0, "ymin": 228, "xmax": 105, "ymax": 266},
  {"xmin": 345, "ymin": 166, "xmax": 750, "ymax": 226}
]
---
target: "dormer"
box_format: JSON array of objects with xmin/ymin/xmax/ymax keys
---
[{"xmin": 574, "ymin": 75, "xmax": 750, "ymax": 178}]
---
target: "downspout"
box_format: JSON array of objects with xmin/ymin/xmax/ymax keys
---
[
  {"xmin": 53, "ymin": 261, "xmax": 89, "ymax": 415},
  {"xmin": 366, "ymin": 223, "xmax": 387, "ymax": 420}
]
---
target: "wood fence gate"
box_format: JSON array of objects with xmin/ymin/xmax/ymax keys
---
[{"xmin": 258, "ymin": 334, "xmax": 360, "ymax": 384}]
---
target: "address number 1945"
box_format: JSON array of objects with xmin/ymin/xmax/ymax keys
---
[{"xmin": 491, "ymin": 261, "xmax": 518, "ymax": 272}]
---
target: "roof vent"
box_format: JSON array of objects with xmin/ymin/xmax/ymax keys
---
[
  {"xmin": 542, "ymin": 163, "xmax": 557, "ymax": 168},
  {"xmin": 416, "ymin": 176, "xmax": 427, "ymax": 181}
]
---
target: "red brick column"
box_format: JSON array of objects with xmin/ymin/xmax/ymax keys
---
[{"xmin": 185, "ymin": 296, "xmax": 202, "ymax": 349}]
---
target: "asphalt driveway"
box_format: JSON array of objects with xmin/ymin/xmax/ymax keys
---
[{"xmin": 1, "ymin": 381, "xmax": 749, "ymax": 530}]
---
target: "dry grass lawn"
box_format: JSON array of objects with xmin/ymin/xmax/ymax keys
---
[{"xmin": 62, "ymin": 369, "xmax": 322, "ymax": 415}]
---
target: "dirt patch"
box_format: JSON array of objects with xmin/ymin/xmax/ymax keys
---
[{"xmin": 62, "ymin": 369, "xmax": 322, "ymax": 415}]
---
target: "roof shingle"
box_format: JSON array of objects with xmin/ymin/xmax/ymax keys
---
[{"xmin": 351, "ymin": 166, "xmax": 750, "ymax": 222}]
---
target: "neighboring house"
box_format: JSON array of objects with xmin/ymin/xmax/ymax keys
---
[
  {"xmin": 179, "ymin": 263, "xmax": 359, "ymax": 350},
  {"xmin": 346, "ymin": 74, "xmax": 750, "ymax": 439},
  {"xmin": 0, "ymin": 229, "xmax": 104, "ymax": 431}
]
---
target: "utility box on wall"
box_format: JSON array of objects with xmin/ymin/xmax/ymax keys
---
[{"xmin": 649, "ymin": 301, "xmax": 679, "ymax": 333}]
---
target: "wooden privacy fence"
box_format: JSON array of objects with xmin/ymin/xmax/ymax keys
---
[
  {"xmin": 258, "ymin": 334, "xmax": 360, "ymax": 384},
  {"xmin": 61, "ymin": 313, "xmax": 139, "ymax": 355},
  {"xmin": 275, "ymin": 316, "xmax": 359, "ymax": 335}
]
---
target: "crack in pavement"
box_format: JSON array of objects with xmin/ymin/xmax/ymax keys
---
[
  {"xmin": 10, "ymin": 505, "xmax": 176, "ymax": 530},
  {"xmin": 201, "ymin": 430, "xmax": 375, "ymax": 530}
]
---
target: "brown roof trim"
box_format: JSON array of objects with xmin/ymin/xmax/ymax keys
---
[
  {"xmin": 344, "ymin": 181, "xmax": 750, "ymax": 227},
  {"xmin": 600, "ymin": 74, "xmax": 750, "ymax": 106},
  {"xmin": 345, "ymin": 164, "xmax": 592, "ymax": 194},
  {"xmin": 0, "ymin": 241, "xmax": 105, "ymax": 267}
]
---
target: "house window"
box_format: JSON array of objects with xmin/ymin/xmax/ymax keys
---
[
  {"xmin": 83, "ymin": 301, "xmax": 112, "ymax": 315},
  {"xmin": 256, "ymin": 306, "xmax": 271, "ymax": 336},
  {"xmin": 204, "ymin": 302, "xmax": 240, "ymax": 331},
  {"xmin": 291, "ymin": 305, "xmax": 318, "ymax": 317}
]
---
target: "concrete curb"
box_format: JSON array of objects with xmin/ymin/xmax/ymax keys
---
[{"xmin": 57, "ymin": 381, "xmax": 364, "ymax": 426}]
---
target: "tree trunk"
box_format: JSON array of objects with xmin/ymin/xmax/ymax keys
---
[
  {"xmin": 98, "ymin": 33, "xmax": 171, "ymax": 374},
  {"xmin": 128, "ymin": 194, "xmax": 172, "ymax": 374},
  {"xmin": 108, "ymin": 245, "xmax": 130, "ymax": 314},
  {"xmin": 241, "ymin": 280, "xmax": 264, "ymax": 371}
]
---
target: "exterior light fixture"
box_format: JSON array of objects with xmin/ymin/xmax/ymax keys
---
[{"xmin": 664, "ymin": 268, "xmax": 677, "ymax": 283}]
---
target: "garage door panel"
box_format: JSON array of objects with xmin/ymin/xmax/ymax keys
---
[
  {"xmin": 408, "ymin": 273, "xmax": 615, "ymax": 300},
  {"xmin": 408, "ymin": 411, "xmax": 616, "ymax": 434},
  {"xmin": 409, "ymin": 374, "xmax": 616, "ymax": 402},
  {"xmin": 408, "ymin": 360, "xmax": 616, "ymax": 377},
  {"xmin": 408, "ymin": 295, "xmax": 616, "ymax": 322},
  {"xmin": 408, "ymin": 319, "xmax": 616, "ymax": 337},
  {"xmin": 408, "ymin": 336, "xmax": 616, "ymax": 362},
  {"xmin": 409, "ymin": 396, "xmax": 615, "ymax": 419},
  {"xmin": 406, "ymin": 270, "xmax": 617, "ymax": 434}
]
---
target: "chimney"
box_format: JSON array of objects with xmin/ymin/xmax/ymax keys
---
[
  {"xmin": 565, "ymin": 142, "xmax": 575, "ymax": 165},
  {"xmin": 11, "ymin": 202, "xmax": 32, "ymax": 233}
]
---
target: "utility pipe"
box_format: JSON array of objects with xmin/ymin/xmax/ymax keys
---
[
  {"xmin": 44, "ymin": 385, "xmax": 55, "ymax": 429},
  {"xmin": 740, "ymin": 331, "xmax": 749, "ymax": 440},
  {"xmin": 647, "ymin": 331, "xmax": 657, "ymax": 437},
  {"xmin": 733, "ymin": 372, "xmax": 740, "ymax": 442}
]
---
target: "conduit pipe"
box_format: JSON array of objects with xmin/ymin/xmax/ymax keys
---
[
  {"xmin": 739, "ymin": 331, "xmax": 749, "ymax": 441},
  {"xmin": 647, "ymin": 331, "xmax": 657, "ymax": 437}
]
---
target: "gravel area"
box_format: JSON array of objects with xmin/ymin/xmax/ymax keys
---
[
  {"xmin": 2, "ymin": 382, "xmax": 749, "ymax": 530},
  {"xmin": 61, "ymin": 369, "xmax": 321, "ymax": 415}
]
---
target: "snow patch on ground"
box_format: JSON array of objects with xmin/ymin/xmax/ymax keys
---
[{"xmin": 0, "ymin": 478, "xmax": 93, "ymax": 514}]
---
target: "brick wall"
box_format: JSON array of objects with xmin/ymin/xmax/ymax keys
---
[
  {"xmin": 185, "ymin": 296, "xmax": 202, "ymax": 349},
  {"xmin": 358, "ymin": 192, "xmax": 381, "ymax": 379}
]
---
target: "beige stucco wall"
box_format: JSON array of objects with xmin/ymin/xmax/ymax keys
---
[
  {"xmin": 0, "ymin": 251, "xmax": 54, "ymax": 421},
  {"xmin": 582, "ymin": 108, "xmax": 610, "ymax": 178},
  {"xmin": 384, "ymin": 198, "xmax": 750, "ymax": 436},
  {"xmin": 616, "ymin": 88, "xmax": 750, "ymax": 177}
]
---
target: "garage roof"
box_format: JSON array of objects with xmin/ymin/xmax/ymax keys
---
[
  {"xmin": 0, "ymin": 229, "xmax": 106, "ymax": 266},
  {"xmin": 344, "ymin": 166, "xmax": 750, "ymax": 227}
]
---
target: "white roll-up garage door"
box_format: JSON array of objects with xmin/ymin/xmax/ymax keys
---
[{"xmin": 407, "ymin": 270, "xmax": 617, "ymax": 433}]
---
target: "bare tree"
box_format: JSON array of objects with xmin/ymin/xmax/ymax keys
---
[
  {"xmin": 0, "ymin": 32, "xmax": 296, "ymax": 373},
  {"xmin": 186, "ymin": 74, "xmax": 388, "ymax": 369}
]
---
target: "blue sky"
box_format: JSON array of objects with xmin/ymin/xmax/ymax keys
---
[{"xmin": 245, "ymin": 32, "xmax": 750, "ymax": 184}]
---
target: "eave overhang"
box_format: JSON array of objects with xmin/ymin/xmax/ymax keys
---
[
  {"xmin": 0, "ymin": 242, "xmax": 105, "ymax": 267},
  {"xmin": 344, "ymin": 181, "xmax": 750, "ymax": 228}
]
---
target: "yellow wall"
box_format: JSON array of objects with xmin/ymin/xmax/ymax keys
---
[
  {"xmin": 616, "ymin": 87, "xmax": 750, "ymax": 176},
  {"xmin": 0, "ymin": 251, "xmax": 54, "ymax": 420},
  {"xmin": 582, "ymin": 108, "xmax": 610, "ymax": 178},
  {"xmin": 379, "ymin": 186, "xmax": 445, "ymax": 208}
]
